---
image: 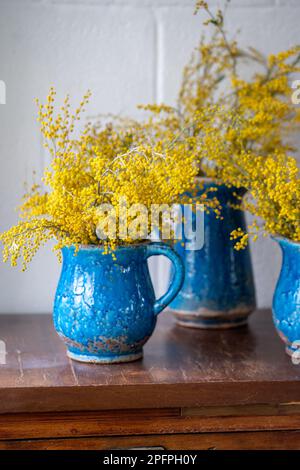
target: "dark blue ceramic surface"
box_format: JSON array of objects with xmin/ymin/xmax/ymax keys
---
[
  {"xmin": 53, "ymin": 242, "xmax": 184, "ymax": 363},
  {"xmin": 169, "ymin": 180, "xmax": 256, "ymax": 328},
  {"xmin": 272, "ymin": 237, "xmax": 300, "ymax": 356}
]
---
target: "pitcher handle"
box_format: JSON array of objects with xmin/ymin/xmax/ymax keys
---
[{"xmin": 145, "ymin": 242, "xmax": 184, "ymax": 316}]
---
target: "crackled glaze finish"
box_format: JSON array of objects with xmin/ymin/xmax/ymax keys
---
[
  {"xmin": 53, "ymin": 242, "xmax": 184, "ymax": 363},
  {"xmin": 273, "ymin": 238, "xmax": 300, "ymax": 356},
  {"xmin": 169, "ymin": 181, "xmax": 256, "ymax": 329}
]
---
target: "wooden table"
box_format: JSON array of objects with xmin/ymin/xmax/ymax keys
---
[{"xmin": 0, "ymin": 309, "xmax": 299, "ymax": 450}]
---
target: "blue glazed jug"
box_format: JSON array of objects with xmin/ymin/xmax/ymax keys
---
[
  {"xmin": 168, "ymin": 180, "xmax": 256, "ymax": 329},
  {"xmin": 53, "ymin": 242, "xmax": 184, "ymax": 363},
  {"xmin": 272, "ymin": 237, "xmax": 300, "ymax": 357}
]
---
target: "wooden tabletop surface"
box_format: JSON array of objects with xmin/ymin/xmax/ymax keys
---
[{"xmin": 0, "ymin": 309, "xmax": 299, "ymax": 414}]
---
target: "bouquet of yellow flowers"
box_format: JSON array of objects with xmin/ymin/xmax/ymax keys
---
[
  {"xmin": 126, "ymin": 1, "xmax": 300, "ymax": 181},
  {"xmin": 0, "ymin": 89, "xmax": 202, "ymax": 269},
  {"xmin": 195, "ymin": 109, "xmax": 300, "ymax": 246},
  {"xmin": 230, "ymin": 152, "xmax": 300, "ymax": 248}
]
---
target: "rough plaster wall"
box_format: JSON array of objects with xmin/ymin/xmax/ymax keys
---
[{"xmin": 0, "ymin": 0, "xmax": 298, "ymax": 312}]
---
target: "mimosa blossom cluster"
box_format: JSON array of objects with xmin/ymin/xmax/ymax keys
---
[{"xmin": 0, "ymin": 89, "xmax": 205, "ymax": 269}]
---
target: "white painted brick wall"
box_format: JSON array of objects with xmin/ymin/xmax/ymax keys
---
[{"xmin": 0, "ymin": 0, "xmax": 298, "ymax": 313}]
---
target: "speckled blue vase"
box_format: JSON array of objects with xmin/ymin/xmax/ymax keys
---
[
  {"xmin": 53, "ymin": 242, "xmax": 184, "ymax": 364},
  {"xmin": 272, "ymin": 237, "xmax": 300, "ymax": 356},
  {"xmin": 169, "ymin": 180, "xmax": 256, "ymax": 329}
]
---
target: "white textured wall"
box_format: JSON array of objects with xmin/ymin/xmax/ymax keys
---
[{"xmin": 0, "ymin": 0, "xmax": 298, "ymax": 313}]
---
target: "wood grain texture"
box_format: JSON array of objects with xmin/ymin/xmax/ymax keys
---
[
  {"xmin": 0, "ymin": 310, "xmax": 299, "ymax": 413},
  {"xmin": 0, "ymin": 409, "xmax": 300, "ymax": 440},
  {"xmin": 1, "ymin": 431, "xmax": 300, "ymax": 450}
]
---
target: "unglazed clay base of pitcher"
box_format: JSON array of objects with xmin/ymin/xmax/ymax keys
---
[
  {"xmin": 58, "ymin": 328, "xmax": 148, "ymax": 364},
  {"xmin": 285, "ymin": 345, "xmax": 298, "ymax": 357},
  {"xmin": 170, "ymin": 305, "xmax": 254, "ymax": 329},
  {"xmin": 67, "ymin": 349, "xmax": 143, "ymax": 364}
]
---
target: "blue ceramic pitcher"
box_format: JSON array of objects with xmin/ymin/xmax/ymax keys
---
[
  {"xmin": 53, "ymin": 242, "xmax": 184, "ymax": 363},
  {"xmin": 273, "ymin": 237, "xmax": 300, "ymax": 356},
  {"xmin": 168, "ymin": 180, "xmax": 256, "ymax": 329}
]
